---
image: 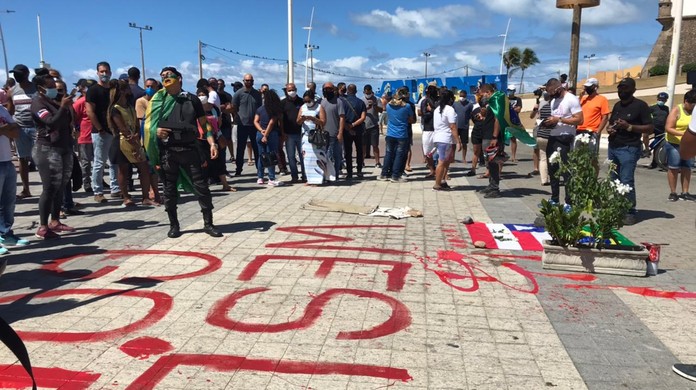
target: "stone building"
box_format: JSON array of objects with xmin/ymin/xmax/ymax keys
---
[{"xmin": 641, "ymin": 0, "xmax": 696, "ymax": 78}]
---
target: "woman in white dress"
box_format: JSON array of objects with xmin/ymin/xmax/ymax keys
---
[{"xmin": 297, "ymin": 90, "xmax": 330, "ymax": 185}]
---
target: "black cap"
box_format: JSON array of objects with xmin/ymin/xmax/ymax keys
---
[
  {"xmin": 9, "ymin": 64, "xmax": 29, "ymax": 74},
  {"xmin": 118, "ymin": 73, "xmax": 129, "ymax": 80},
  {"xmin": 618, "ymin": 77, "xmax": 636, "ymax": 89},
  {"xmin": 74, "ymin": 78, "xmax": 97, "ymax": 88}
]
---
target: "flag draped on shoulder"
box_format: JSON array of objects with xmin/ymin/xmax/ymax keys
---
[
  {"xmin": 143, "ymin": 89, "xmax": 196, "ymax": 194},
  {"xmin": 488, "ymin": 90, "xmax": 536, "ymax": 147}
]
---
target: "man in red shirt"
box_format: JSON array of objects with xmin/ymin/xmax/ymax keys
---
[{"xmin": 72, "ymin": 79, "xmax": 96, "ymax": 193}]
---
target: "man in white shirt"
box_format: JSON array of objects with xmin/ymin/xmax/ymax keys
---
[{"xmin": 542, "ymin": 78, "xmax": 584, "ymax": 206}]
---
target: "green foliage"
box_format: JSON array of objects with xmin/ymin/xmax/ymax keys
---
[
  {"xmin": 504, "ymin": 47, "xmax": 522, "ymax": 79},
  {"xmin": 518, "ymin": 48, "xmax": 541, "ymax": 94},
  {"xmin": 682, "ymin": 63, "xmax": 696, "ymax": 73},
  {"xmin": 649, "ymin": 64, "xmax": 669, "ymax": 77},
  {"xmin": 540, "ymin": 140, "xmax": 633, "ymax": 248}
]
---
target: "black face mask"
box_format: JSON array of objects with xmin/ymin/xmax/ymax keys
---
[
  {"xmin": 584, "ymin": 86, "xmax": 596, "ymax": 95},
  {"xmin": 55, "ymin": 93, "xmax": 64, "ymax": 101},
  {"xmin": 552, "ymin": 89, "xmax": 563, "ymax": 99},
  {"xmin": 323, "ymin": 89, "xmax": 335, "ymax": 99},
  {"xmin": 13, "ymin": 72, "xmax": 28, "ymax": 83},
  {"xmin": 618, "ymin": 91, "xmax": 632, "ymax": 101}
]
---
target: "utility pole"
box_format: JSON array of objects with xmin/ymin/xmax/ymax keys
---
[
  {"xmin": 556, "ymin": 1, "xmax": 600, "ymax": 90},
  {"xmin": 128, "ymin": 23, "xmax": 152, "ymax": 81},
  {"xmin": 584, "ymin": 53, "xmax": 595, "ymax": 79},
  {"xmin": 287, "ymin": 0, "xmax": 294, "ymax": 83},
  {"xmin": 302, "ymin": 7, "xmax": 315, "ymax": 89},
  {"xmin": 37, "ymin": 14, "xmax": 45, "ymax": 68},
  {"xmin": 465, "ymin": 65, "xmax": 469, "ymax": 77},
  {"xmin": 499, "ymin": 18, "xmax": 511, "ymax": 75},
  {"xmin": 423, "ymin": 52, "xmax": 431, "ymax": 79},
  {"xmin": 198, "ymin": 40, "xmax": 203, "ymax": 80},
  {"xmin": 666, "ymin": 0, "xmax": 683, "ymax": 108},
  {"xmin": 0, "ymin": 10, "xmax": 14, "ymax": 77},
  {"xmin": 305, "ymin": 44, "xmax": 318, "ymax": 84}
]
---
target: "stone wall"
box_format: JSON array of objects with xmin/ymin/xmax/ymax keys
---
[{"xmin": 641, "ymin": 13, "xmax": 696, "ymax": 77}]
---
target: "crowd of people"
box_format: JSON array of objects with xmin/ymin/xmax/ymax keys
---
[{"xmin": 0, "ymin": 60, "xmax": 691, "ymax": 244}]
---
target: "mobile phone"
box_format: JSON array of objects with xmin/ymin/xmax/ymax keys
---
[{"xmin": 68, "ymin": 88, "xmax": 77, "ymax": 98}]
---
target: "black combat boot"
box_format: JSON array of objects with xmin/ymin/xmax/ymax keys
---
[
  {"xmin": 202, "ymin": 210, "xmax": 222, "ymax": 237},
  {"xmin": 167, "ymin": 210, "xmax": 181, "ymax": 238}
]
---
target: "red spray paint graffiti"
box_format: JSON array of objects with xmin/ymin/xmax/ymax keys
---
[
  {"xmin": 0, "ymin": 365, "xmax": 100, "ymax": 390},
  {"xmin": 266, "ymin": 225, "xmax": 408, "ymax": 254},
  {"xmin": 125, "ymin": 353, "xmax": 412, "ymax": 390},
  {"xmin": 207, "ymin": 287, "xmax": 411, "ymax": 339},
  {"xmin": 0, "ymin": 289, "xmax": 172, "ymax": 342},
  {"xmin": 41, "ymin": 250, "xmax": 222, "ymax": 281},
  {"xmin": 238, "ymin": 254, "xmax": 411, "ymax": 292},
  {"xmin": 119, "ymin": 337, "xmax": 175, "ymax": 360}
]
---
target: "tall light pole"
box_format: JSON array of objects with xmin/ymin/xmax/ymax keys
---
[
  {"xmin": 617, "ymin": 55, "xmax": 622, "ymax": 78},
  {"xmin": 666, "ymin": 0, "xmax": 683, "ymax": 108},
  {"xmin": 302, "ymin": 7, "xmax": 315, "ymax": 89},
  {"xmin": 584, "ymin": 53, "xmax": 595, "ymax": 79},
  {"xmin": 305, "ymin": 44, "xmax": 318, "ymax": 83},
  {"xmin": 0, "ymin": 10, "xmax": 14, "ymax": 77},
  {"xmin": 423, "ymin": 52, "xmax": 431, "ymax": 79},
  {"xmin": 498, "ymin": 18, "xmax": 511, "ymax": 75},
  {"xmin": 128, "ymin": 22, "xmax": 152, "ymax": 81},
  {"xmin": 287, "ymin": 0, "xmax": 294, "ymax": 83}
]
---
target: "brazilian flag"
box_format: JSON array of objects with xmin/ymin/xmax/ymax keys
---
[
  {"xmin": 143, "ymin": 89, "xmax": 196, "ymax": 194},
  {"xmin": 487, "ymin": 90, "xmax": 536, "ymax": 147}
]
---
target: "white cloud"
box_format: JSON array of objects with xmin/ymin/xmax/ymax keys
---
[
  {"xmin": 73, "ymin": 68, "xmax": 96, "ymax": 80},
  {"xmin": 352, "ymin": 5, "xmax": 475, "ymax": 38},
  {"xmin": 324, "ymin": 56, "xmax": 369, "ymax": 71},
  {"xmin": 453, "ymin": 52, "xmax": 483, "ymax": 68},
  {"xmin": 476, "ymin": 0, "xmax": 645, "ymax": 26}
]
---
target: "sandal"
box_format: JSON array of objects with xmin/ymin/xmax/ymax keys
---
[
  {"xmin": 122, "ymin": 198, "xmax": 136, "ymax": 208},
  {"xmin": 221, "ymin": 186, "xmax": 237, "ymax": 192},
  {"xmin": 465, "ymin": 170, "xmax": 477, "ymax": 177},
  {"xmin": 142, "ymin": 198, "xmax": 160, "ymax": 206},
  {"xmin": 477, "ymin": 174, "xmax": 489, "ymax": 179},
  {"xmin": 16, "ymin": 191, "xmax": 32, "ymax": 199}
]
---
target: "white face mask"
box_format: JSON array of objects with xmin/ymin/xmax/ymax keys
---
[
  {"xmin": 364, "ymin": 93, "xmax": 373, "ymax": 98},
  {"xmin": 198, "ymin": 95, "xmax": 208, "ymax": 105},
  {"xmin": 287, "ymin": 91, "xmax": 297, "ymax": 98}
]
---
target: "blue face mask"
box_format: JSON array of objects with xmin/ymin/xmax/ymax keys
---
[
  {"xmin": 43, "ymin": 87, "xmax": 58, "ymax": 99},
  {"xmin": 657, "ymin": 100, "xmax": 665, "ymax": 106},
  {"xmin": 145, "ymin": 87, "xmax": 155, "ymax": 97}
]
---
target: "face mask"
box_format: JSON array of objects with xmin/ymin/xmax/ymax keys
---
[
  {"xmin": 584, "ymin": 86, "xmax": 596, "ymax": 95},
  {"xmin": 145, "ymin": 87, "xmax": 155, "ymax": 97},
  {"xmin": 55, "ymin": 93, "xmax": 64, "ymax": 101},
  {"xmin": 480, "ymin": 97, "xmax": 489, "ymax": 107},
  {"xmin": 552, "ymin": 89, "xmax": 563, "ymax": 99},
  {"xmin": 198, "ymin": 96, "xmax": 209, "ymax": 105},
  {"xmin": 618, "ymin": 91, "xmax": 632, "ymax": 101},
  {"xmin": 543, "ymin": 92, "xmax": 550, "ymax": 101},
  {"xmin": 657, "ymin": 100, "xmax": 665, "ymax": 106},
  {"xmin": 460, "ymin": 97, "xmax": 467, "ymax": 102},
  {"xmin": 364, "ymin": 93, "xmax": 373, "ymax": 99},
  {"xmin": 507, "ymin": 91, "xmax": 514, "ymax": 97},
  {"xmin": 13, "ymin": 72, "xmax": 28, "ymax": 83},
  {"xmin": 43, "ymin": 87, "xmax": 58, "ymax": 99},
  {"xmin": 99, "ymin": 74, "xmax": 110, "ymax": 83},
  {"xmin": 287, "ymin": 91, "xmax": 297, "ymax": 98},
  {"xmin": 304, "ymin": 100, "xmax": 312, "ymax": 105},
  {"xmin": 323, "ymin": 89, "xmax": 335, "ymax": 99}
]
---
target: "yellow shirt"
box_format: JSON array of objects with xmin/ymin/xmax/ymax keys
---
[{"xmin": 667, "ymin": 104, "xmax": 692, "ymax": 144}]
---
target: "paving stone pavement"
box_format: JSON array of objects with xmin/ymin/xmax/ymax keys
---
[{"xmin": 0, "ymin": 135, "xmax": 695, "ymax": 389}]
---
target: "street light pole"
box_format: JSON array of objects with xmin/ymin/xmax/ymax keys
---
[
  {"xmin": 584, "ymin": 53, "xmax": 595, "ymax": 79},
  {"xmin": 499, "ymin": 18, "xmax": 511, "ymax": 75},
  {"xmin": 128, "ymin": 22, "xmax": 152, "ymax": 81},
  {"xmin": 617, "ymin": 56, "xmax": 622, "ymax": 78},
  {"xmin": 0, "ymin": 10, "xmax": 14, "ymax": 77},
  {"xmin": 423, "ymin": 52, "xmax": 431, "ymax": 79},
  {"xmin": 305, "ymin": 44, "xmax": 318, "ymax": 83}
]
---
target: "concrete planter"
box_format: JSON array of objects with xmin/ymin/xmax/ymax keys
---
[{"xmin": 542, "ymin": 241, "xmax": 649, "ymax": 277}]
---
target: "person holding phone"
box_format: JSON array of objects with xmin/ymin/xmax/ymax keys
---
[{"xmin": 298, "ymin": 90, "xmax": 329, "ymax": 185}]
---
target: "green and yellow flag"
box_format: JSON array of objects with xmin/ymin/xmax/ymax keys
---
[
  {"xmin": 143, "ymin": 89, "xmax": 196, "ymax": 194},
  {"xmin": 488, "ymin": 90, "xmax": 536, "ymax": 147}
]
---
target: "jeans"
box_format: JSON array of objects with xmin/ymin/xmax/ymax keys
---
[
  {"xmin": 91, "ymin": 132, "xmax": 119, "ymax": 195},
  {"xmin": 78, "ymin": 143, "xmax": 94, "ymax": 190},
  {"xmin": 235, "ymin": 124, "xmax": 259, "ymax": 174},
  {"xmin": 62, "ymin": 183, "xmax": 74, "ymax": 210},
  {"xmin": 33, "ymin": 144, "xmax": 73, "ymax": 226},
  {"xmin": 608, "ymin": 145, "xmax": 641, "ymax": 214},
  {"xmin": 487, "ymin": 142, "xmax": 504, "ymax": 191},
  {"xmin": 548, "ymin": 136, "xmax": 572, "ymax": 204},
  {"xmin": 0, "ymin": 161, "xmax": 16, "ymax": 235},
  {"xmin": 256, "ymin": 131, "xmax": 279, "ymax": 180},
  {"xmin": 285, "ymin": 133, "xmax": 305, "ymax": 180},
  {"xmin": 328, "ymin": 136, "xmax": 343, "ymax": 177},
  {"xmin": 381, "ymin": 136, "xmax": 409, "ymax": 179},
  {"xmin": 343, "ymin": 128, "xmax": 364, "ymax": 175}
]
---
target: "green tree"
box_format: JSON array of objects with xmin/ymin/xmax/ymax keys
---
[
  {"xmin": 503, "ymin": 47, "xmax": 522, "ymax": 80},
  {"xmin": 519, "ymin": 48, "xmax": 540, "ymax": 94}
]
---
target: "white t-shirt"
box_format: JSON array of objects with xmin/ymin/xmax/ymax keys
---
[
  {"xmin": 433, "ymin": 105, "xmax": 458, "ymax": 144},
  {"xmin": 208, "ymin": 90, "xmax": 221, "ymax": 108},
  {"xmin": 0, "ymin": 106, "xmax": 13, "ymax": 162},
  {"xmin": 690, "ymin": 109, "xmax": 696, "ymax": 134},
  {"xmin": 550, "ymin": 92, "xmax": 582, "ymax": 137}
]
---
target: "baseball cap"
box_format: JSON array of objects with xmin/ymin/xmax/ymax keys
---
[
  {"xmin": 618, "ymin": 77, "xmax": 636, "ymax": 88},
  {"xmin": 9, "ymin": 64, "xmax": 29, "ymax": 74},
  {"xmin": 74, "ymin": 79, "xmax": 96, "ymax": 88},
  {"xmin": 657, "ymin": 92, "xmax": 669, "ymax": 101},
  {"xmin": 507, "ymin": 85, "xmax": 516, "ymax": 91},
  {"xmin": 118, "ymin": 73, "xmax": 129, "ymax": 81},
  {"xmin": 583, "ymin": 78, "xmax": 599, "ymax": 87}
]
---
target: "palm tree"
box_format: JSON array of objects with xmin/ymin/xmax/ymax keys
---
[
  {"xmin": 503, "ymin": 47, "xmax": 522, "ymax": 81},
  {"xmin": 518, "ymin": 48, "xmax": 540, "ymax": 93}
]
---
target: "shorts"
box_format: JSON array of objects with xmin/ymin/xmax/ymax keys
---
[
  {"xmin": 665, "ymin": 142, "xmax": 694, "ymax": 169},
  {"xmin": 363, "ymin": 126, "xmax": 379, "ymax": 148},
  {"xmin": 16, "ymin": 127, "xmax": 36, "ymax": 159},
  {"xmin": 422, "ymin": 131, "xmax": 435, "ymax": 155},
  {"xmin": 435, "ymin": 142, "xmax": 455, "ymax": 163},
  {"xmin": 471, "ymin": 128, "xmax": 483, "ymax": 145},
  {"xmin": 458, "ymin": 128, "xmax": 469, "ymax": 145}
]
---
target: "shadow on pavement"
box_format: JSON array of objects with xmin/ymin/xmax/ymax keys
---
[{"xmin": 637, "ymin": 209, "xmax": 675, "ymax": 223}]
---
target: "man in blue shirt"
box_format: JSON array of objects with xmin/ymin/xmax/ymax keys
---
[
  {"xmin": 231, "ymin": 73, "xmax": 262, "ymax": 176},
  {"xmin": 453, "ymin": 90, "xmax": 474, "ymax": 173}
]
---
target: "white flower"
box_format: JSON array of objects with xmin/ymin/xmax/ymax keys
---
[
  {"xmin": 549, "ymin": 147, "xmax": 562, "ymax": 164},
  {"xmin": 610, "ymin": 179, "xmax": 632, "ymax": 195},
  {"xmin": 576, "ymin": 133, "xmax": 591, "ymax": 144}
]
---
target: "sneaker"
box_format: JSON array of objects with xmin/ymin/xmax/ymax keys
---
[
  {"xmin": 84, "ymin": 187, "xmax": 94, "ymax": 194},
  {"xmin": 681, "ymin": 192, "xmax": 696, "ymax": 201},
  {"xmin": 0, "ymin": 233, "xmax": 29, "ymax": 246},
  {"xmin": 669, "ymin": 192, "xmax": 680, "ymax": 202},
  {"xmin": 268, "ymin": 180, "xmax": 284, "ymax": 187},
  {"xmin": 94, "ymin": 194, "xmax": 107, "ymax": 203},
  {"xmin": 390, "ymin": 176, "xmax": 407, "ymax": 183},
  {"xmin": 538, "ymin": 199, "xmax": 559, "ymax": 208},
  {"xmin": 48, "ymin": 222, "xmax": 76, "ymax": 233},
  {"xmin": 375, "ymin": 163, "xmax": 382, "ymax": 168},
  {"xmin": 441, "ymin": 182, "xmax": 451, "ymax": 189},
  {"xmin": 376, "ymin": 175, "xmax": 389, "ymax": 181},
  {"xmin": 64, "ymin": 208, "xmax": 84, "ymax": 215},
  {"xmin": 563, "ymin": 204, "xmax": 572, "ymax": 213},
  {"xmin": 257, "ymin": 178, "xmax": 265, "ymax": 185},
  {"xmin": 110, "ymin": 191, "xmax": 123, "ymax": 199},
  {"xmin": 432, "ymin": 185, "xmax": 452, "ymax": 192},
  {"xmin": 476, "ymin": 186, "xmax": 493, "ymax": 194},
  {"xmin": 484, "ymin": 190, "xmax": 501, "ymax": 198},
  {"xmin": 35, "ymin": 226, "xmax": 60, "ymax": 240},
  {"xmin": 623, "ymin": 214, "xmax": 637, "ymax": 226}
]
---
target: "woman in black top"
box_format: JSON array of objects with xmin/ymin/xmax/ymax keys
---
[{"xmin": 31, "ymin": 74, "xmax": 75, "ymax": 239}]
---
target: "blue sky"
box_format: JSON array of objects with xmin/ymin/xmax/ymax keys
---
[{"xmin": 0, "ymin": 0, "xmax": 664, "ymax": 93}]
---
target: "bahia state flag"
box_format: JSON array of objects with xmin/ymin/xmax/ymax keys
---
[{"xmin": 465, "ymin": 223, "xmax": 551, "ymax": 251}]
